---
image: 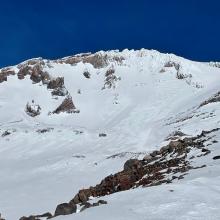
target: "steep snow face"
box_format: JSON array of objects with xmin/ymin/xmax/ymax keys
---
[{"xmin": 0, "ymin": 49, "xmax": 220, "ymax": 220}]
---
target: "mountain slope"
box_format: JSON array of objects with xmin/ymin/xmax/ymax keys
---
[{"xmin": 0, "ymin": 49, "xmax": 220, "ymax": 220}]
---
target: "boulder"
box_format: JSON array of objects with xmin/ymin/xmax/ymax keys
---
[
  {"xmin": 213, "ymin": 155, "xmax": 220, "ymax": 160},
  {"xmin": 54, "ymin": 202, "xmax": 77, "ymax": 216},
  {"xmin": 143, "ymin": 155, "xmax": 153, "ymax": 161},
  {"xmin": 83, "ymin": 71, "xmax": 91, "ymax": 79},
  {"xmin": 124, "ymin": 159, "xmax": 142, "ymax": 171},
  {"xmin": 18, "ymin": 66, "xmax": 32, "ymax": 79},
  {"xmin": 99, "ymin": 133, "xmax": 107, "ymax": 137}
]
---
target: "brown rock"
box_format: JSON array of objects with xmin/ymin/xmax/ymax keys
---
[
  {"xmin": 124, "ymin": 159, "xmax": 142, "ymax": 171},
  {"xmin": 52, "ymin": 96, "xmax": 78, "ymax": 114},
  {"xmin": 0, "ymin": 73, "xmax": 7, "ymax": 83},
  {"xmin": 47, "ymin": 77, "xmax": 64, "ymax": 89},
  {"xmin": 18, "ymin": 66, "xmax": 32, "ymax": 79},
  {"xmin": 54, "ymin": 202, "xmax": 77, "ymax": 216}
]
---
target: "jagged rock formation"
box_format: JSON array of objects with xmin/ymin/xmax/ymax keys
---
[
  {"xmin": 56, "ymin": 52, "xmax": 124, "ymax": 68},
  {"xmin": 52, "ymin": 96, "xmax": 79, "ymax": 114},
  {"xmin": 103, "ymin": 66, "xmax": 121, "ymax": 89},
  {"xmin": 0, "ymin": 58, "xmax": 79, "ymax": 115},
  {"xmin": 162, "ymin": 61, "xmax": 192, "ymax": 80}
]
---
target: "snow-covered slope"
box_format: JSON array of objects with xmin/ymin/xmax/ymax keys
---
[{"xmin": 0, "ymin": 49, "xmax": 220, "ymax": 220}]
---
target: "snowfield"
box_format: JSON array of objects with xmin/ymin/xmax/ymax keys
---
[{"xmin": 0, "ymin": 49, "xmax": 220, "ymax": 220}]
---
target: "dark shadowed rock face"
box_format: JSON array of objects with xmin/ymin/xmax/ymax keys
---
[{"xmin": 54, "ymin": 203, "xmax": 77, "ymax": 216}]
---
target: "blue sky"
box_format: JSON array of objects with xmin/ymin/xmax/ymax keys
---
[{"xmin": 0, "ymin": 0, "xmax": 220, "ymax": 67}]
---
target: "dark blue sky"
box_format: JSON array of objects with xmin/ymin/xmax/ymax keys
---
[{"xmin": 0, "ymin": 0, "xmax": 220, "ymax": 67}]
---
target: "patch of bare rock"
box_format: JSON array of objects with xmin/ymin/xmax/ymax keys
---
[
  {"xmin": 56, "ymin": 53, "xmax": 124, "ymax": 69},
  {"xmin": 0, "ymin": 59, "xmax": 78, "ymax": 116},
  {"xmin": 200, "ymin": 91, "xmax": 220, "ymax": 107},
  {"xmin": 52, "ymin": 95, "xmax": 80, "ymax": 114}
]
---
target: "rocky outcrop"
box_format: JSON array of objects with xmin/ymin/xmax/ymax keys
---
[
  {"xmin": 47, "ymin": 77, "xmax": 68, "ymax": 97},
  {"xmin": 54, "ymin": 203, "xmax": 77, "ymax": 217},
  {"xmin": 57, "ymin": 53, "xmax": 124, "ymax": 69},
  {"xmin": 0, "ymin": 67, "xmax": 15, "ymax": 82},
  {"xmin": 83, "ymin": 71, "xmax": 91, "ymax": 79},
  {"xmin": 52, "ymin": 96, "xmax": 79, "ymax": 114},
  {"xmin": 200, "ymin": 91, "xmax": 220, "ymax": 107},
  {"xmin": 80, "ymin": 200, "xmax": 107, "ymax": 212},
  {"xmin": 161, "ymin": 61, "xmax": 192, "ymax": 80},
  {"xmin": 0, "ymin": 59, "xmax": 78, "ymax": 116},
  {"xmin": 103, "ymin": 66, "xmax": 121, "ymax": 89},
  {"xmin": 0, "ymin": 59, "xmax": 68, "ymax": 97},
  {"xmin": 70, "ymin": 129, "xmax": 217, "ymax": 205},
  {"xmin": 25, "ymin": 101, "xmax": 41, "ymax": 117}
]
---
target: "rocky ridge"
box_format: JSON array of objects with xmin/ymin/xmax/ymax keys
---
[{"xmin": 18, "ymin": 128, "xmax": 220, "ymax": 220}]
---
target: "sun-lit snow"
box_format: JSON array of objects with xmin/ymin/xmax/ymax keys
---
[{"xmin": 0, "ymin": 49, "xmax": 220, "ymax": 220}]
